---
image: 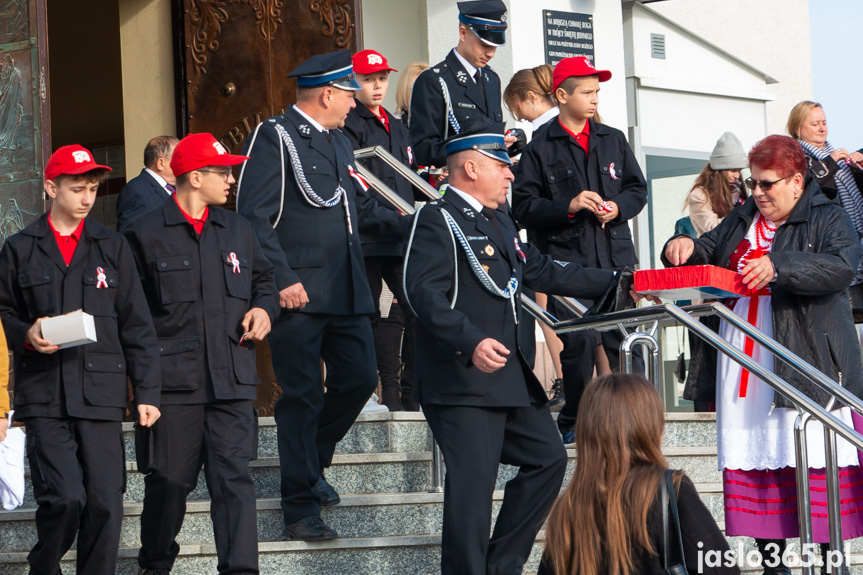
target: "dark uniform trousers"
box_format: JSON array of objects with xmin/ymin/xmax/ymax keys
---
[
  {"xmin": 138, "ymin": 401, "xmax": 258, "ymax": 573},
  {"xmin": 512, "ymin": 119, "xmax": 649, "ymax": 433},
  {"xmin": 237, "ymin": 107, "xmax": 407, "ymax": 525},
  {"xmin": 26, "ymin": 418, "xmax": 125, "ymax": 575},
  {"xmin": 0, "ymin": 216, "xmax": 162, "ymax": 575},
  {"xmin": 409, "ymin": 49, "xmax": 504, "ymax": 167},
  {"xmin": 404, "ymin": 192, "xmax": 618, "ymax": 574},
  {"xmin": 343, "ymin": 105, "xmax": 419, "ymax": 401},
  {"xmin": 125, "ymin": 201, "xmax": 278, "ymax": 575}
]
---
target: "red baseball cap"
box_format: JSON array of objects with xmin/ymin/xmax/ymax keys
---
[
  {"xmin": 45, "ymin": 145, "xmax": 112, "ymax": 180},
  {"xmin": 170, "ymin": 133, "xmax": 250, "ymax": 177},
  {"xmin": 552, "ymin": 56, "xmax": 612, "ymax": 93},
  {"xmin": 352, "ymin": 50, "xmax": 397, "ymax": 75}
]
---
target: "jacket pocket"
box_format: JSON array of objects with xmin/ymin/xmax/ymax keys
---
[
  {"xmin": 286, "ymin": 247, "xmax": 324, "ymax": 269},
  {"xmin": 545, "ymin": 163, "xmax": 579, "ymax": 200},
  {"xmin": 158, "ymin": 337, "xmax": 200, "ymax": 391},
  {"xmin": 230, "ymin": 336, "xmax": 258, "ymax": 385},
  {"xmin": 155, "ymin": 255, "xmax": 195, "ymax": 305},
  {"xmin": 15, "ymin": 354, "xmax": 57, "ymax": 404},
  {"xmin": 83, "ymin": 266, "xmax": 118, "ymax": 317},
  {"xmin": 83, "ymin": 352, "xmax": 128, "ymax": 407},
  {"xmin": 599, "ymin": 162, "xmax": 623, "ymax": 197},
  {"xmin": 221, "ymin": 251, "xmax": 251, "ymax": 300},
  {"xmin": 18, "ymin": 268, "xmax": 54, "ymax": 317}
]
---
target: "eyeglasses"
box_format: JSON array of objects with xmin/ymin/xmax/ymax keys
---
[
  {"xmin": 198, "ymin": 168, "xmax": 232, "ymax": 182},
  {"xmin": 744, "ymin": 175, "xmax": 789, "ymax": 192}
]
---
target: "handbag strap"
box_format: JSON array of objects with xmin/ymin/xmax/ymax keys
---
[
  {"xmin": 661, "ymin": 471, "xmax": 670, "ymax": 570},
  {"xmin": 666, "ymin": 470, "xmax": 688, "ymax": 572}
]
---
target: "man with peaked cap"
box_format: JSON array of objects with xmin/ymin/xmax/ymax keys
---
[
  {"xmin": 126, "ymin": 133, "xmax": 278, "ymax": 575},
  {"xmin": 409, "ymin": 0, "xmax": 515, "ymax": 167},
  {"xmin": 236, "ymin": 50, "xmax": 408, "ymax": 541},
  {"xmin": 403, "ymin": 122, "xmax": 636, "ymax": 574}
]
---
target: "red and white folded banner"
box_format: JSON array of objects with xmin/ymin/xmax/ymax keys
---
[{"xmin": 633, "ymin": 265, "xmax": 752, "ymax": 300}]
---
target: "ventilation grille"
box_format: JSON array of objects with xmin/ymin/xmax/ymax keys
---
[{"xmin": 651, "ymin": 33, "xmax": 666, "ymax": 59}]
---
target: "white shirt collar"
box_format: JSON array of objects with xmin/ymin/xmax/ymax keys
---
[
  {"xmin": 452, "ymin": 48, "xmax": 479, "ymax": 81},
  {"xmin": 144, "ymin": 168, "xmax": 172, "ymax": 194},
  {"xmin": 448, "ymin": 186, "xmax": 485, "ymax": 213},
  {"xmin": 532, "ymin": 107, "xmax": 559, "ymax": 130},
  {"xmin": 292, "ymin": 104, "xmax": 327, "ymax": 133}
]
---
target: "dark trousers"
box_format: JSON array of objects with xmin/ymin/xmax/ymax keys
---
[
  {"xmin": 423, "ymin": 403, "xmax": 567, "ymax": 575},
  {"xmin": 550, "ymin": 298, "xmax": 644, "ymax": 434},
  {"xmin": 25, "ymin": 417, "xmax": 124, "ymax": 575},
  {"xmin": 365, "ymin": 256, "xmax": 414, "ymax": 398},
  {"xmin": 138, "ymin": 401, "xmax": 258, "ymax": 574},
  {"xmin": 268, "ymin": 312, "xmax": 378, "ymax": 524}
]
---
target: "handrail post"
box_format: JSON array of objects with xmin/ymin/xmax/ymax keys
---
[
  {"xmin": 620, "ymin": 332, "xmax": 660, "ymax": 393},
  {"xmin": 824, "ymin": 397, "xmax": 844, "ymax": 572},
  {"xmin": 430, "ymin": 439, "xmax": 445, "ymax": 493},
  {"xmin": 796, "ymin": 411, "xmax": 815, "ymax": 575}
]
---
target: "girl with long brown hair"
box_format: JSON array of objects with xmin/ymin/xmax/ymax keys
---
[
  {"xmin": 684, "ymin": 132, "xmax": 748, "ymax": 237},
  {"xmin": 540, "ymin": 374, "xmax": 736, "ymax": 575}
]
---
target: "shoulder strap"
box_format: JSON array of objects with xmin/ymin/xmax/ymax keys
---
[
  {"xmin": 661, "ymin": 471, "xmax": 670, "ymax": 571},
  {"xmin": 667, "ymin": 471, "xmax": 688, "ymax": 572}
]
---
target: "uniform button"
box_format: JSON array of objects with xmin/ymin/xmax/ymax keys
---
[
  {"xmin": 158, "ymin": 347, "xmax": 164, "ymax": 352},
  {"xmin": 160, "ymin": 263, "xmax": 167, "ymax": 268},
  {"xmin": 567, "ymin": 170, "xmax": 572, "ymax": 175},
  {"xmin": 88, "ymin": 363, "xmax": 94, "ymax": 368},
  {"xmin": 186, "ymin": 343, "xmax": 194, "ymax": 350},
  {"xmin": 109, "ymin": 279, "xmax": 115, "ymax": 284},
  {"xmin": 183, "ymin": 261, "xmax": 189, "ymax": 266},
  {"xmin": 86, "ymin": 276, "xmax": 93, "ymax": 281},
  {"xmin": 455, "ymin": 351, "xmax": 462, "ymax": 356},
  {"xmin": 118, "ymin": 364, "xmax": 124, "ymax": 369},
  {"xmin": 549, "ymin": 176, "xmax": 555, "ymax": 181},
  {"xmin": 43, "ymin": 275, "xmax": 49, "ymax": 280},
  {"xmin": 550, "ymin": 235, "xmax": 557, "ymax": 240}
]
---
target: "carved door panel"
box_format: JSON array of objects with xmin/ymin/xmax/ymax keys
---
[
  {"xmin": 0, "ymin": 0, "xmax": 50, "ymax": 245},
  {"xmin": 174, "ymin": 0, "xmax": 362, "ymax": 415}
]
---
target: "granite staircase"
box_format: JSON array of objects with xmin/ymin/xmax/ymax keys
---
[{"xmin": 0, "ymin": 411, "xmax": 855, "ymax": 574}]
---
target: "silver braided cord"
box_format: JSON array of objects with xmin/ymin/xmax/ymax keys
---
[
  {"xmin": 274, "ymin": 123, "xmax": 353, "ymax": 234},
  {"xmin": 439, "ymin": 77, "xmax": 461, "ymax": 139},
  {"xmin": 439, "ymin": 208, "xmax": 518, "ymax": 322}
]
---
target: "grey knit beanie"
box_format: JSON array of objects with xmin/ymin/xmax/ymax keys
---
[{"xmin": 709, "ymin": 132, "xmax": 747, "ymax": 171}]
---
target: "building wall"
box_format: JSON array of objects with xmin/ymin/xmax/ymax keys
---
[
  {"xmin": 649, "ymin": 0, "xmax": 812, "ymax": 137},
  {"xmin": 118, "ymin": 0, "xmax": 177, "ymax": 179}
]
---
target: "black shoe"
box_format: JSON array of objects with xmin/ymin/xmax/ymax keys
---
[
  {"xmin": 755, "ymin": 538, "xmax": 790, "ymax": 575},
  {"xmin": 285, "ymin": 514, "xmax": 338, "ymax": 541},
  {"xmin": 401, "ymin": 394, "xmax": 421, "ymax": 411},
  {"xmin": 314, "ymin": 475, "xmax": 341, "ymax": 506},
  {"xmin": 547, "ymin": 378, "xmax": 565, "ymax": 412},
  {"xmin": 381, "ymin": 386, "xmax": 404, "ymax": 412}
]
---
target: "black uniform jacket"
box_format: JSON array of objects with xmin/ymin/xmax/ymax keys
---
[
  {"xmin": 343, "ymin": 104, "xmax": 419, "ymax": 258},
  {"xmin": 403, "ymin": 191, "xmax": 615, "ymax": 407},
  {"xmin": 236, "ymin": 107, "xmax": 408, "ymax": 316},
  {"xmin": 409, "ymin": 49, "xmax": 504, "ymax": 167},
  {"xmin": 662, "ymin": 182, "xmax": 863, "ymax": 409},
  {"xmin": 0, "ymin": 215, "xmax": 161, "ymax": 421},
  {"xmin": 116, "ymin": 169, "xmax": 171, "ymax": 234},
  {"xmin": 512, "ymin": 119, "xmax": 647, "ymax": 270},
  {"xmin": 125, "ymin": 200, "xmax": 278, "ymax": 403}
]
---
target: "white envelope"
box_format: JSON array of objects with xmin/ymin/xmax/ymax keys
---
[{"xmin": 40, "ymin": 309, "xmax": 97, "ymax": 349}]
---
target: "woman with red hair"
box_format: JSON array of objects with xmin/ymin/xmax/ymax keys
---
[{"xmin": 663, "ymin": 135, "xmax": 863, "ymax": 575}]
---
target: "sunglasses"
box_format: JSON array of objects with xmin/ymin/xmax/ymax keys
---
[{"xmin": 744, "ymin": 175, "xmax": 788, "ymax": 192}]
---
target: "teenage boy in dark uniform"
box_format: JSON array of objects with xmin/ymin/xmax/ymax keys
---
[
  {"xmin": 409, "ymin": 0, "xmax": 515, "ymax": 167},
  {"xmin": 512, "ymin": 57, "xmax": 648, "ymax": 441},
  {"xmin": 343, "ymin": 48, "xmax": 418, "ymax": 411},
  {"xmin": 0, "ymin": 145, "xmax": 162, "ymax": 575},
  {"xmin": 125, "ymin": 133, "xmax": 278, "ymax": 575}
]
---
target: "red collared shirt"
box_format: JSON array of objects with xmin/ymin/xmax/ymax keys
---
[
  {"xmin": 559, "ymin": 118, "xmax": 590, "ymax": 155},
  {"xmin": 174, "ymin": 195, "xmax": 209, "ymax": 235},
  {"xmin": 47, "ymin": 214, "xmax": 85, "ymax": 266},
  {"xmin": 368, "ymin": 105, "xmax": 390, "ymax": 133}
]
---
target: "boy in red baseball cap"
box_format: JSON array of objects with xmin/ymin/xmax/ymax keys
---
[
  {"xmin": 511, "ymin": 57, "xmax": 648, "ymax": 442},
  {"xmin": 0, "ymin": 144, "xmax": 162, "ymax": 574},
  {"xmin": 343, "ymin": 49, "xmax": 422, "ymax": 412},
  {"xmin": 124, "ymin": 132, "xmax": 278, "ymax": 574}
]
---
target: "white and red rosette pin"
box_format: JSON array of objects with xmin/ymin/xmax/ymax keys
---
[
  {"xmin": 228, "ymin": 252, "xmax": 241, "ymax": 274},
  {"xmin": 96, "ymin": 267, "xmax": 108, "ymax": 289}
]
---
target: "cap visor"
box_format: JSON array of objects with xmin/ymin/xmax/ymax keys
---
[
  {"xmin": 597, "ymin": 70, "xmax": 612, "ymax": 82},
  {"xmin": 478, "ymin": 149, "xmax": 512, "ymax": 165},
  {"xmin": 472, "ymin": 28, "xmax": 506, "ymax": 47},
  {"xmin": 207, "ymin": 154, "xmax": 251, "ymax": 167},
  {"xmin": 333, "ymin": 77, "xmax": 363, "ymax": 91},
  {"xmin": 66, "ymin": 163, "xmax": 113, "ymax": 175}
]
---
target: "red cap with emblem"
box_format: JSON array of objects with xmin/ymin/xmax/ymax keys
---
[
  {"xmin": 45, "ymin": 145, "xmax": 112, "ymax": 180},
  {"xmin": 352, "ymin": 49, "xmax": 398, "ymax": 74},
  {"xmin": 170, "ymin": 133, "xmax": 250, "ymax": 177},
  {"xmin": 552, "ymin": 56, "xmax": 612, "ymax": 93}
]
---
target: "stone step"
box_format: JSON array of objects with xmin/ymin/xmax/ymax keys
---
[{"xmin": 117, "ymin": 411, "xmax": 718, "ymax": 461}]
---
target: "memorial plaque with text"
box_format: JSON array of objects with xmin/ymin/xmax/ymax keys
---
[{"xmin": 543, "ymin": 10, "xmax": 594, "ymax": 66}]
